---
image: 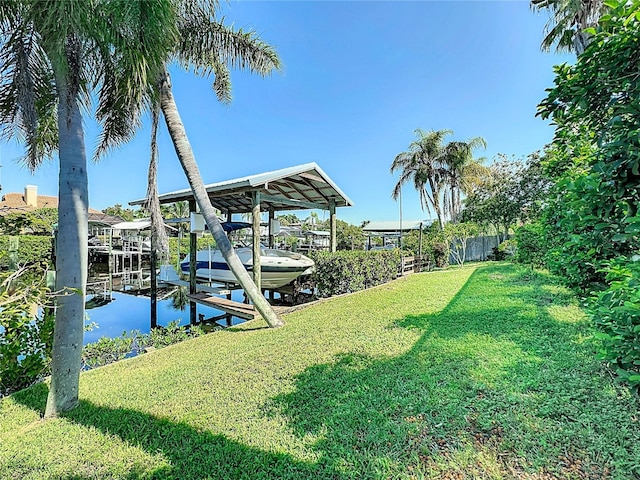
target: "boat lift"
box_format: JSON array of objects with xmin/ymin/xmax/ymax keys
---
[{"xmin": 130, "ymin": 163, "xmax": 353, "ymax": 326}]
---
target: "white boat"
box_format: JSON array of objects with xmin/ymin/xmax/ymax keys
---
[{"xmin": 180, "ymin": 247, "xmax": 315, "ymax": 289}]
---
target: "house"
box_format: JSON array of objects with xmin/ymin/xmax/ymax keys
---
[
  {"xmin": 0, "ymin": 185, "xmax": 122, "ymax": 234},
  {"xmin": 0, "ymin": 185, "xmax": 62, "ymax": 213}
]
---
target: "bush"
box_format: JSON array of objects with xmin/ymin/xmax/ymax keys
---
[
  {"xmin": 81, "ymin": 321, "xmax": 204, "ymax": 370},
  {"xmin": 0, "ymin": 235, "xmax": 53, "ymax": 269},
  {"xmin": 514, "ymin": 223, "xmax": 546, "ymax": 267},
  {"xmin": 309, "ymin": 250, "xmax": 403, "ymax": 298},
  {"xmin": 167, "ymin": 236, "xmax": 217, "ymax": 270},
  {"xmin": 82, "ymin": 334, "xmax": 134, "ymax": 370},
  {"xmin": 0, "ymin": 263, "xmax": 53, "ymax": 397},
  {"xmin": 592, "ymin": 258, "xmax": 640, "ymax": 393}
]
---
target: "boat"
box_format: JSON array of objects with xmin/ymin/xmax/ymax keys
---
[
  {"xmin": 179, "ymin": 221, "xmax": 315, "ymax": 289},
  {"xmin": 180, "ymin": 247, "xmax": 315, "ymax": 289}
]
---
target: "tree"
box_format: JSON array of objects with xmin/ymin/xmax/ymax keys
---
[
  {"xmin": 0, "ymin": 1, "xmax": 174, "ymax": 416},
  {"xmin": 537, "ymin": 0, "xmax": 640, "ymax": 290},
  {"xmin": 161, "ymin": 200, "xmax": 190, "ymax": 234},
  {"xmin": 445, "ymin": 222, "xmax": 479, "ymax": 267},
  {"xmin": 0, "ymin": 208, "xmax": 57, "ymax": 235},
  {"xmin": 441, "ymin": 137, "xmax": 487, "ymax": 222},
  {"xmin": 391, "ymin": 129, "xmax": 451, "ymax": 230},
  {"xmin": 102, "ymin": 204, "xmax": 145, "ymax": 222},
  {"xmin": 276, "ymin": 213, "xmax": 301, "ymax": 226},
  {"xmin": 531, "ymin": 0, "xmax": 607, "ymax": 54},
  {"xmin": 149, "ymin": 5, "xmax": 284, "ymax": 327},
  {"xmin": 462, "ymin": 154, "xmax": 549, "ymax": 242},
  {"xmin": 537, "ymin": 0, "xmax": 640, "ymax": 389}
]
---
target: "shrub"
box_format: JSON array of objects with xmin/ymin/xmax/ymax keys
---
[
  {"xmin": 81, "ymin": 334, "xmax": 134, "ymax": 370},
  {"xmin": 167, "ymin": 236, "xmax": 217, "ymax": 269},
  {"xmin": 0, "ymin": 235, "xmax": 53, "ymax": 269},
  {"xmin": 310, "ymin": 250, "xmax": 403, "ymax": 298},
  {"xmin": 81, "ymin": 321, "xmax": 204, "ymax": 370},
  {"xmin": 514, "ymin": 223, "xmax": 546, "ymax": 267},
  {"xmin": 0, "ymin": 263, "xmax": 53, "ymax": 397},
  {"xmin": 592, "ymin": 258, "xmax": 640, "ymax": 393}
]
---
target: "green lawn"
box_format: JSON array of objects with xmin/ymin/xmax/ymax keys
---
[{"xmin": 1, "ymin": 263, "xmax": 639, "ymax": 479}]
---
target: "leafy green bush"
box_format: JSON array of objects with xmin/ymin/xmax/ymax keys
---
[
  {"xmin": 0, "ymin": 263, "xmax": 53, "ymax": 397},
  {"xmin": 81, "ymin": 334, "xmax": 134, "ymax": 370},
  {"xmin": 593, "ymin": 258, "xmax": 640, "ymax": 393},
  {"xmin": 310, "ymin": 250, "xmax": 402, "ymax": 298},
  {"xmin": 149, "ymin": 321, "xmax": 201, "ymax": 347},
  {"xmin": 0, "ymin": 208, "xmax": 57, "ymax": 236},
  {"xmin": 0, "ymin": 235, "xmax": 53, "ymax": 268},
  {"xmin": 81, "ymin": 321, "xmax": 204, "ymax": 370},
  {"xmin": 167, "ymin": 236, "xmax": 217, "ymax": 270},
  {"xmin": 514, "ymin": 223, "xmax": 546, "ymax": 267}
]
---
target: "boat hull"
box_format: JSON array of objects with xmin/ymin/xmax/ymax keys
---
[{"xmin": 180, "ymin": 247, "xmax": 314, "ymax": 289}]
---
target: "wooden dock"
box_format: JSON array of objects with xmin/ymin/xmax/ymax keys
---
[
  {"xmin": 187, "ymin": 293, "xmax": 257, "ymax": 320},
  {"xmin": 159, "ymin": 279, "xmax": 233, "ymax": 295}
]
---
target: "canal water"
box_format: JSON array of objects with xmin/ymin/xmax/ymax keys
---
[{"xmin": 83, "ymin": 276, "xmax": 247, "ymax": 346}]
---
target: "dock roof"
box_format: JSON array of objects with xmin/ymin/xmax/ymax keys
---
[
  {"xmin": 130, "ymin": 163, "xmax": 353, "ymax": 214},
  {"xmin": 362, "ymin": 220, "xmax": 432, "ymax": 232}
]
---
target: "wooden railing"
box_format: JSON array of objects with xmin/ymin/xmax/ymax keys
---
[{"xmin": 400, "ymin": 255, "xmax": 432, "ymax": 276}]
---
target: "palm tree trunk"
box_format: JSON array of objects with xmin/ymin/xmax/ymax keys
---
[
  {"xmin": 427, "ymin": 179, "xmax": 445, "ymax": 230},
  {"xmin": 45, "ymin": 69, "xmax": 88, "ymax": 417},
  {"xmin": 157, "ymin": 69, "xmax": 283, "ymax": 328},
  {"xmin": 145, "ymin": 105, "xmax": 169, "ymax": 260}
]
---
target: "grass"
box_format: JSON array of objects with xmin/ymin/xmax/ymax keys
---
[{"xmin": 1, "ymin": 262, "xmax": 639, "ymax": 479}]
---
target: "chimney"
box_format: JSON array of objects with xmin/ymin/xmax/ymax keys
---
[{"xmin": 25, "ymin": 185, "xmax": 38, "ymax": 207}]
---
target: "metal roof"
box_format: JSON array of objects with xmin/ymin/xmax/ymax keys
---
[
  {"xmin": 362, "ymin": 220, "xmax": 433, "ymax": 232},
  {"xmin": 130, "ymin": 163, "xmax": 353, "ymax": 214},
  {"xmin": 111, "ymin": 220, "xmax": 177, "ymax": 231}
]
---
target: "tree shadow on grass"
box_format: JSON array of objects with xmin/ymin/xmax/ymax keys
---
[
  {"xmin": 269, "ymin": 263, "xmax": 639, "ymax": 478},
  {"xmin": 10, "ymin": 383, "xmax": 341, "ymax": 480}
]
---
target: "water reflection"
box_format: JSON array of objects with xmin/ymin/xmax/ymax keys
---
[
  {"xmin": 83, "ymin": 261, "xmax": 248, "ymax": 346},
  {"xmin": 170, "ymin": 286, "xmax": 189, "ymax": 311}
]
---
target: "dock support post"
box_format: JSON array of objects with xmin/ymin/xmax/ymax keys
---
[
  {"xmin": 150, "ymin": 247, "xmax": 158, "ymax": 329},
  {"xmin": 252, "ymin": 191, "xmax": 261, "ymax": 291},
  {"xmin": 329, "ymin": 198, "xmax": 337, "ymax": 253},
  {"xmin": 418, "ymin": 221, "xmax": 423, "ymax": 273},
  {"xmin": 268, "ymin": 209, "xmax": 275, "ymax": 248},
  {"xmin": 189, "ymin": 199, "xmax": 197, "ymax": 325}
]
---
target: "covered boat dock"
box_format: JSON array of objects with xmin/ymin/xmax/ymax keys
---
[{"xmin": 130, "ymin": 162, "xmax": 353, "ymax": 325}]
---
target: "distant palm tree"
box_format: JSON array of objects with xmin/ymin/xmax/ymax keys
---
[
  {"xmin": 0, "ymin": 1, "xmax": 173, "ymax": 416},
  {"xmin": 391, "ymin": 129, "xmax": 451, "ymax": 230},
  {"xmin": 531, "ymin": 0, "xmax": 607, "ymax": 54},
  {"xmin": 161, "ymin": 200, "xmax": 190, "ymax": 234},
  {"xmin": 441, "ymin": 137, "xmax": 487, "ymax": 223}
]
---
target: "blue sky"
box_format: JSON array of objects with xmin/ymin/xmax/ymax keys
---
[{"xmin": 0, "ymin": 1, "xmax": 572, "ymax": 225}]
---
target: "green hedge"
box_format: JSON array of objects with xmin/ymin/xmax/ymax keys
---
[
  {"xmin": 167, "ymin": 237, "xmax": 217, "ymax": 268},
  {"xmin": 514, "ymin": 223, "xmax": 546, "ymax": 267},
  {"xmin": 0, "ymin": 235, "xmax": 53, "ymax": 268},
  {"xmin": 309, "ymin": 250, "xmax": 403, "ymax": 298}
]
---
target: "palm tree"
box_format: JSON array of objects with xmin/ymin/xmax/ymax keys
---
[
  {"xmin": 161, "ymin": 200, "xmax": 191, "ymax": 234},
  {"xmin": 148, "ymin": 4, "xmax": 284, "ymax": 327},
  {"xmin": 441, "ymin": 137, "xmax": 487, "ymax": 223},
  {"xmin": 0, "ymin": 1, "xmax": 175, "ymax": 416},
  {"xmin": 531, "ymin": 0, "xmax": 607, "ymax": 54},
  {"xmin": 391, "ymin": 129, "xmax": 451, "ymax": 230}
]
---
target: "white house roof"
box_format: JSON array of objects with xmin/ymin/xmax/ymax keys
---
[
  {"xmin": 130, "ymin": 163, "xmax": 353, "ymax": 214},
  {"xmin": 362, "ymin": 220, "xmax": 432, "ymax": 232},
  {"xmin": 111, "ymin": 220, "xmax": 176, "ymax": 231}
]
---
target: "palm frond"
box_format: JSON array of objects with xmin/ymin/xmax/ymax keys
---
[
  {"xmin": 176, "ymin": 10, "xmax": 281, "ymax": 83},
  {"xmin": 0, "ymin": 11, "xmax": 58, "ymax": 170}
]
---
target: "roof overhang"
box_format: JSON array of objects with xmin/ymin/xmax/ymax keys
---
[
  {"xmin": 130, "ymin": 163, "xmax": 353, "ymax": 214},
  {"xmin": 362, "ymin": 220, "xmax": 433, "ymax": 233}
]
